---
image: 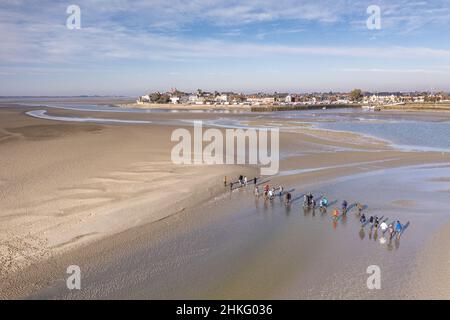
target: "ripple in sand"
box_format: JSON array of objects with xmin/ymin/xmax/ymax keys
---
[{"xmin": 391, "ymin": 199, "xmax": 416, "ymax": 207}]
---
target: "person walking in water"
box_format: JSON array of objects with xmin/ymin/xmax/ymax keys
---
[
  {"xmin": 268, "ymin": 188, "xmax": 274, "ymax": 200},
  {"xmin": 320, "ymin": 197, "xmax": 328, "ymax": 208},
  {"xmin": 304, "ymin": 193, "xmax": 313, "ymax": 208},
  {"xmin": 263, "ymin": 184, "xmax": 270, "ymax": 199},
  {"xmin": 342, "ymin": 200, "xmax": 348, "ymax": 214},
  {"xmin": 380, "ymin": 220, "xmax": 388, "ymax": 233},
  {"xmin": 223, "ymin": 176, "xmax": 227, "ymax": 187},
  {"xmin": 308, "ymin": 193, "xmax": 313, "ymax": 207},
  {"xmin": 244, "ymin": 176, "xmax": 248, "ymax": 186},
  {"xmin": 360, "ymin": 213, "xmax": 366, "ymax": 224},
  {"xmin": 303, "ymin": 194, "xmax": 309, "ymax": 207},
  {"xmin": 254, "ymin": 185, "xmax": 259, "ymax": 197},
  {"xmin": 388, "ymin": 223, "xmax": 395, "ymax": 239},
  {"xmin": 320, "ymin": 197, "xmax": 328, "ymax": 213},
  {"xmin": 395, "ymin": 220, "xmax": 403, "ymax": 236},
  {"xmin": 333, "ymin": 209, "xmax": 340, "ymax": 219},
  {"xmin": 356, "ymin": 203, "xmax": 363, "ymax": 215},
  {"xmin": 253, "ymin": 177, "xmax": 257, "ymax": 185},
  {"xmin": 374, "ymin": 216, "xmax": 380, "ymax": 228},
  {"xmin": 285, "ymin": 192, "xmax": 292, "ymax": 205}
]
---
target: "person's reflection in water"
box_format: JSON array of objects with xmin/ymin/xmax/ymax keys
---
[
  {"xmin": 387, "ymin": 238, "xmax": 394, "ymax": 251},
  {"xmin": 332, "ymin": 220, "xmax": 338, "ymax": 230},
  {"xmin": 341, "ymin": 214, "xmax": 347, "ymax": 225},
  {"xmin": 379, "ymin": 236, "xmax": 387, "ymax": 245},
  {"xmin": 373, "ymin": 229, "xmax": 378, "ymax": 241},
  {"xmin": 359, "ymin": 227, "xmax": 365, "ymax": 240},
  {"xmin": 285, "ymin": 204, "xmax": 291, "ymax": 215},
  {"xmin": 369, "ymin": 227, "xmax": 373, "ymax": 240},
  {"xmin": 395, "ymin": 237, "xmax": 400, "ymax": 250}
]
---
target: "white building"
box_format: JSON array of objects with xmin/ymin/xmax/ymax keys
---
[
  {"xmin": 189, "ymin": 95, "xmax": 205, "ymax": 104},
  {"xmin": 170, "ymin": 96, "xmax": 180, "ymax": 104},
  {"xmin": 215, "ymin": 94, "xmax": 228, "ymax": 104},
  {"xmin": 137, "ymin": 94, "xmax": 150, "ymax": 104},
  {"xmin": 413, "ymin": 96, "xmax": 425, "ymax": 103},
  {"xmin": 247, "ymin": 97, "xmax": 275, "ymax": 105}
]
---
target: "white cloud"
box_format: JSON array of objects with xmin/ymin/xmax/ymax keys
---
[
  {"xmin": 1, "ymin": 0, "xmax": 450, "ymax": 94},
  {"xmin": 2, "ymin": 0, "xmax": 450, "ymax": 66}
]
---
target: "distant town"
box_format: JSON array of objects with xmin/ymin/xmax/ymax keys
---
[{"xmin": 137, "ymin": 88, "xmax": 450, "ymax": 107}]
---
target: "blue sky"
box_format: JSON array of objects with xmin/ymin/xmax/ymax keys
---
[{"xmin": 1, "ymin": 0, "xmax": 450, "ymax": 96}]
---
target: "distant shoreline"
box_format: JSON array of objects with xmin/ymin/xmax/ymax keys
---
[
  {"xmin": 115, "ymin": 102, "xmax": 450, "ymax": 113},
  {"xmin": 115, "ymin": 102, "xmax": 362, "ymax": 112},
  {"xmin": 381, "ymin": 103, "xmax": 450, "ymax": 112}
]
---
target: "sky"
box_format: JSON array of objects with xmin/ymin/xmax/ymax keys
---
[{"xmin": 1, "ymin": 0, "xmax": 450, "ymax": 96}]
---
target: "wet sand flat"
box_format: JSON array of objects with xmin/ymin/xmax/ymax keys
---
[
  {"xmin": 0, "ymin": 105, "xmax": 255, "ymax": 282},
  {"xmin": 20, "ymin": 164, "xmax": 450, "ymax": 299}
]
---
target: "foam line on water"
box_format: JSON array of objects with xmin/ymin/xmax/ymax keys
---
[
  {"xmin": 26, "ymin": 110, "xmax": 152, "ymax": 124},
  {"xmin": 277, "ymin": 158, "xmax": 402, "ymax": 177}
]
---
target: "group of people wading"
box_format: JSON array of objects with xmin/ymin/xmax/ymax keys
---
[{"xmin": 224, "ymin": 175, "xmax": 408, "ymax": 241}]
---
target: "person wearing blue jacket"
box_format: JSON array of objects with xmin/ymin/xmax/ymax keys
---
[
  {"xmin": 320, "ymin": 197, "xmax": 328, "ymax": 208},
  {"xmin": 395, "ymin": 221, "xmax": 403, "ymax": 234}
]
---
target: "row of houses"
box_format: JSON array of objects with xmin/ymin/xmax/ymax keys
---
[
  {"xmin": 362, "ymin": 92, "xmax": 450, "ymax": 105},
  {"xmin": 137, "ymin": 89, "xmax": 242, "ymax": 105},
  {"xmin": 137, "ymin": 89, "xmax": 450, "ymax": 106}
]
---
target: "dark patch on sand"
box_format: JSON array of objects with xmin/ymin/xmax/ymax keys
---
[
  {"xmin": 430, "ymin": 177, "xmax": 450, "ymax": 183},
  {"xmin": 391, "ymin": 199, "xmax": 416, "ymax": 207},
  {"xmin": 6, "ymin": 124, "xmax": 104, "ymax": 139}
]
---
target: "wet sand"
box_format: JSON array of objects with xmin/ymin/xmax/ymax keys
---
[
  {"xmin": 1, "ymin": 102, "xmax": 450, "ymax": 299},
  {"xmin": 0, "ymin": 105, "xmax": 256, "ymax": 281},
  {"xmin": 16, "ymin": 164, "xmax": 450, "ymax": 299}
]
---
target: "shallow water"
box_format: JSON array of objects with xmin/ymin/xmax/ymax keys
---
[
  {"xmin": 316, "ymin": 120, "xmax": 450, "ymax": 152},
  {"xmin": 28, "ymin": 163, "xmax": 450, "ymax": 299}
]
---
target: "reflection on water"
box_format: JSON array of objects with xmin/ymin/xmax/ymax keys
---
[{"xmin": 317, "ymin": 121, "xmax": 450, "ymax": 152}]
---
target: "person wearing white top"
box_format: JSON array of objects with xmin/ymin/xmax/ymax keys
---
[{"xmin": 380, "ymin": 221, "xmax": 388, "ymax": 232}]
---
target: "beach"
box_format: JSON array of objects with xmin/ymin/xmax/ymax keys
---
[
  {"xmin": 0, "ymin": 100, "xmax": 450, "ymax": 299},
  {"xmin": 0, "ymin": 105, "xmax": 255, "ymax": 280}
]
